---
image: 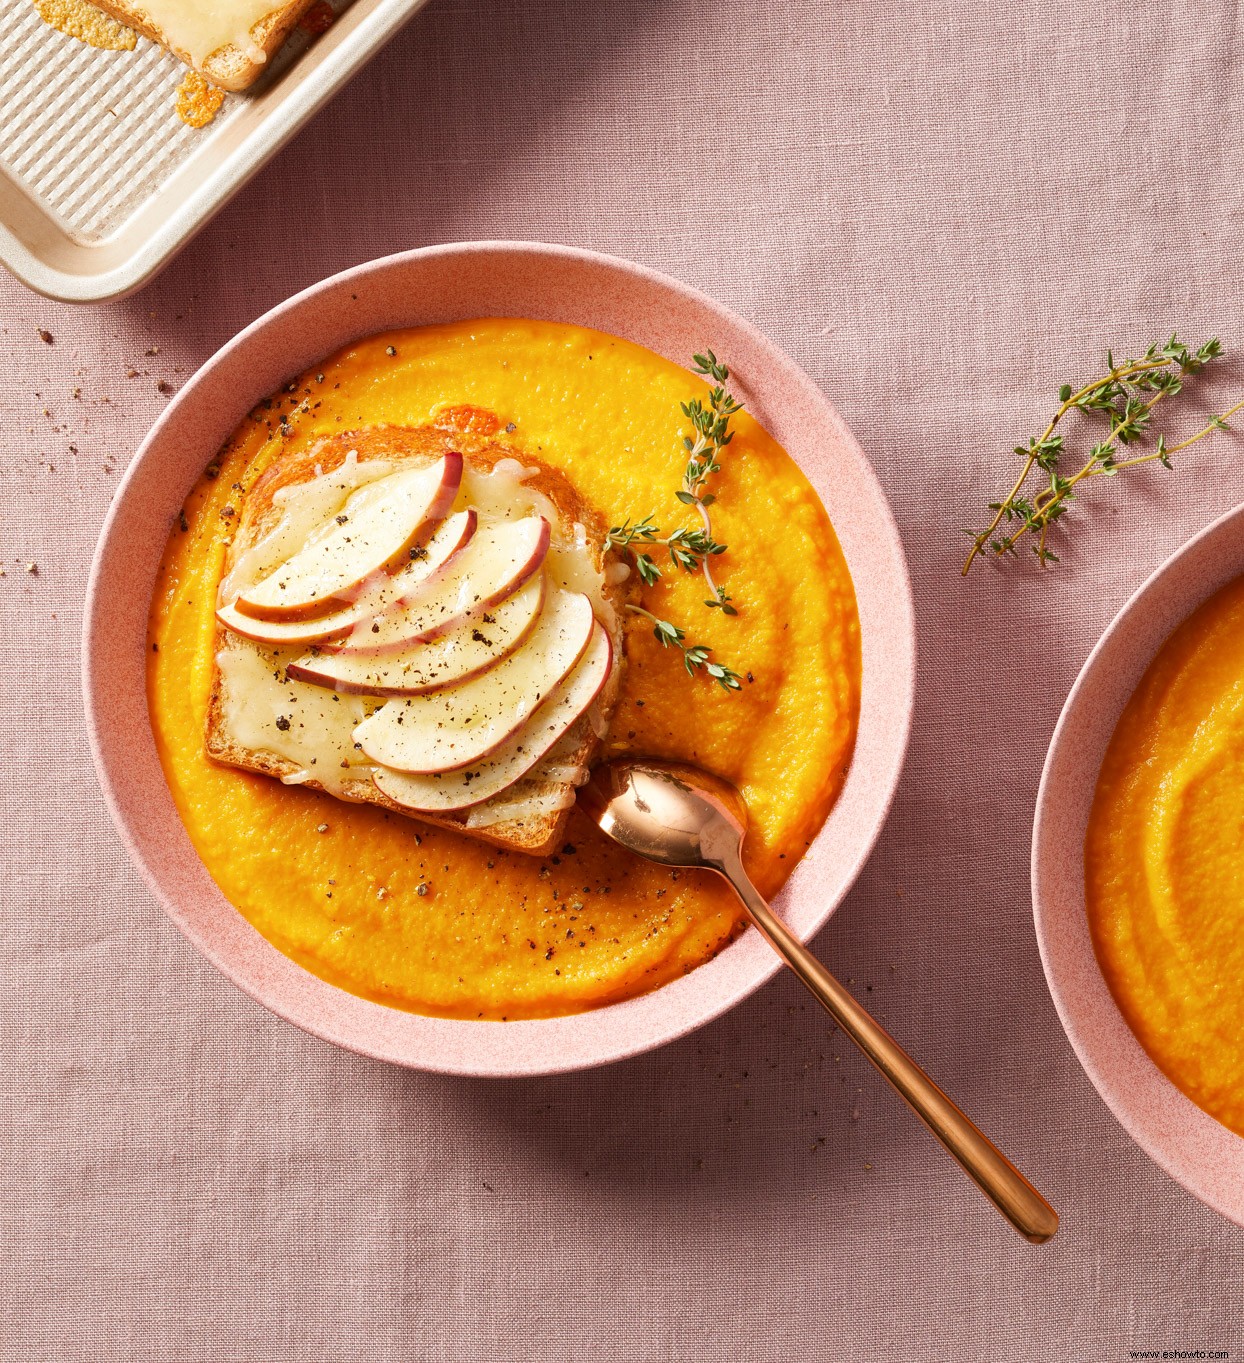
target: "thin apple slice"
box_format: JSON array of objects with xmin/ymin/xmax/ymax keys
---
[
  {"xmin": 286, "ymin": 574, "xmax": 546, "ymax": 696},
  {"xmin": 216, "ymin": 510, "xmax": 477, "ymax": 646},
  {"xmin": 353, "ymin": 590, "xmax": 595, "ymax": 773},
  {"xmin": 372, "ymin": 623, "xmax": 612, "ymax": 811},
  {"xmin": 234, "ymin": 453, "xmax": 463, "ymax": 622},
  {"xmin": 326, "ymin": 516, "xmax": 550, "ymax": 656}
]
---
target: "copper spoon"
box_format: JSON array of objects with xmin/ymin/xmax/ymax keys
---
[{"xmin": 581, "ymin": 759, "xmax": 1059, "ymax": 1244}]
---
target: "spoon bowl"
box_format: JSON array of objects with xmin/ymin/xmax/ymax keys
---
[{"xmin": 581, "ymin": 762, "xmax": 750, "ymax": 870}]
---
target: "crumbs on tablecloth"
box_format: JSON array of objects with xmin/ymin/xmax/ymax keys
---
[
  {"xmin": 34, "ymin": 0, "xmax": 137, "ymax": 51},
  {"xmin": 175, "ymin": 71, "xmax": 226, "ymax": 130}
]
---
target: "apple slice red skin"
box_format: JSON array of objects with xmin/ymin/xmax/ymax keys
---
[
  {"xmin": 322, "ymin": 517, "xmax": 552, "ymax": 658},
  {"xmin": 371, "ymin": 624, "xmax": 613, "ymax": 812},
  {"xmin": 216, "ymin": 600, "xmax": 359, "ymax": 648},
  {"xmin": 355, "ymin": 592, "xmax": 596, "ymax": 775},
  {"xmin": 216, "ymin": 508, "xmax": 478, "ymax": 648},
  {"xmin": 284, "ymin": 574, "xmax": 547, "ymax": 697},
  {"xmin": 233, "ymin": 451, "xmax": 464, "ymax": 624},
  {"xmin": 387, "ymin": 452, "xmax": 466, "ymax": 571}
]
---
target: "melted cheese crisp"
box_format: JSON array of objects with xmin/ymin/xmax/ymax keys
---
[
  {"xmin": 34, "ymin": 0, "xmax": 138, "ymax": 49},
  {"xmin": 130, "ymin": 0, "xmax": 279, "ymax": 66}
]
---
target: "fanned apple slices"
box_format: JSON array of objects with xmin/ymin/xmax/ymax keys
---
[
  {"xmin": 354, "ymin": 591, "xmax": 596, "ymax": 773},
  {"xmin": 213, "ymin": 444, "xmax": 620, "ymax": 840},
  {"xmin": 287, "ymin": 574, "xmax": 546, "ymax": 696},
  {"xmin": 372, "ymin": 623, "xmax": 612, "ymax": 811},
  {"xmin": 216, "ymin": 509, "xmax": 477, "ymax": 647},
  {"xmin": 234, "ymin": 454, "xmax": 463, "ymax": 622}
]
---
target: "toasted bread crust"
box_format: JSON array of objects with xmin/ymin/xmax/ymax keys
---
[
  {"xmin": 205, "ymin": 421, "xmax": 633, "ymax": 857},
  {"xmin": 89, "ymin": 0, "xmax": 317, "ymax": 91}
]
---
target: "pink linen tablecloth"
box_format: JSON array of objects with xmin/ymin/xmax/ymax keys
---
[{"xmin": 3, "ymin": 0, "xmax": 1244, "ymax": 1357}]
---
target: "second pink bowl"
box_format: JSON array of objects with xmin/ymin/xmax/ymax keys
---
[{"xmin": 1033, "ymin": 501, "xmax": 1244, "ymax": 1224}]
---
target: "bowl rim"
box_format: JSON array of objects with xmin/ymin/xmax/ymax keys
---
[
  {"xmin": 82, "ymin": 240, "xmax": 916, "ymax": 1075},
  {"xmin": 1032, "ymin": 499, "xmax": 1244, "ymax": 1224}
]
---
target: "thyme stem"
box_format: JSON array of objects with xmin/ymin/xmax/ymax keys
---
[
  {"xmin": 693, "ymin": 498, "xmax": 720, "ymax": 601},
  {"xmin": 603, "ymin": 352, "xmax": 748, "ymax": 692}
]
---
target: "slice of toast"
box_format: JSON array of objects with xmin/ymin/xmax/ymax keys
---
[
  {"xmin": 88, "ymin": 0, "xmax": 319, "ymax": 91},
  {"xmin": 205, "ymin": 420, "xmax": 632, "ymax": 857}
]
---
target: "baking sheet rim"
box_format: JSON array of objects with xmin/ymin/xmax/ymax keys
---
[{"xmin": 0, "ymin": 0, "xmax": 431, "ymax": 304}]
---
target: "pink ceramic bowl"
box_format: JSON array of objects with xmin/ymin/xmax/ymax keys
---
[
  {"xmin": 1033, "ymin": 501, "xmax": 1244, "ymax": 1224},
  {"xmin": 83, "ymin": 242, "xmax": 915, "ymax": 1075}
]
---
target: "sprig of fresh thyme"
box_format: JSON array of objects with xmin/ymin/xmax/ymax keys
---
[
  {"xmin": 677, "ymin": 352, "xmax": 744, "ymax": 613},
  {"xmin": 605, "ymin": 352, "xmax": 748, "ymax": 693},
  {"xmin": 627, "ymin": 608, "xmax": 743, "ymax": 692},
  {"xmin": 606, "ymin": 353, "xmax": 741, "ymax": 612},
  {"xmin": 963, "ymin": 335, "xmax": 1244, "ymax": 573}
]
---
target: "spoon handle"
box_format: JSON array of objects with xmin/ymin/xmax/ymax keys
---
[{"xmin": 721, "ymin": 864, "xmax": 1059, "ymax": 1244}]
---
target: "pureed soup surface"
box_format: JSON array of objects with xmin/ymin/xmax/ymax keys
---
[
  {"xmin": 1086, "ymin": 573, "xmax": 1244, "ymax": 1135},
  {"xmin": 148, "ymin": 319, "xmax": 861, "ymax": 1019}
]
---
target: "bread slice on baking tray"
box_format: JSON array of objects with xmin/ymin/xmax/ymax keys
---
[
  {"xmin": 206, "ymin": 419, "xmax": 632, "ymax": 857},
  {"xmin": 89, "ymin": 0, "xmax": 320, "ymax": 91}
]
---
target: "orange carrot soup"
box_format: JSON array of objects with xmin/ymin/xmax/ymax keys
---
[
  {"xmin": 1086, "ymin": 573, "xmax": 1244, "ymax": 1135},
  {"xmin": 148, "ymin": 319, "xmax": 861, "ymax": 1019}
]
